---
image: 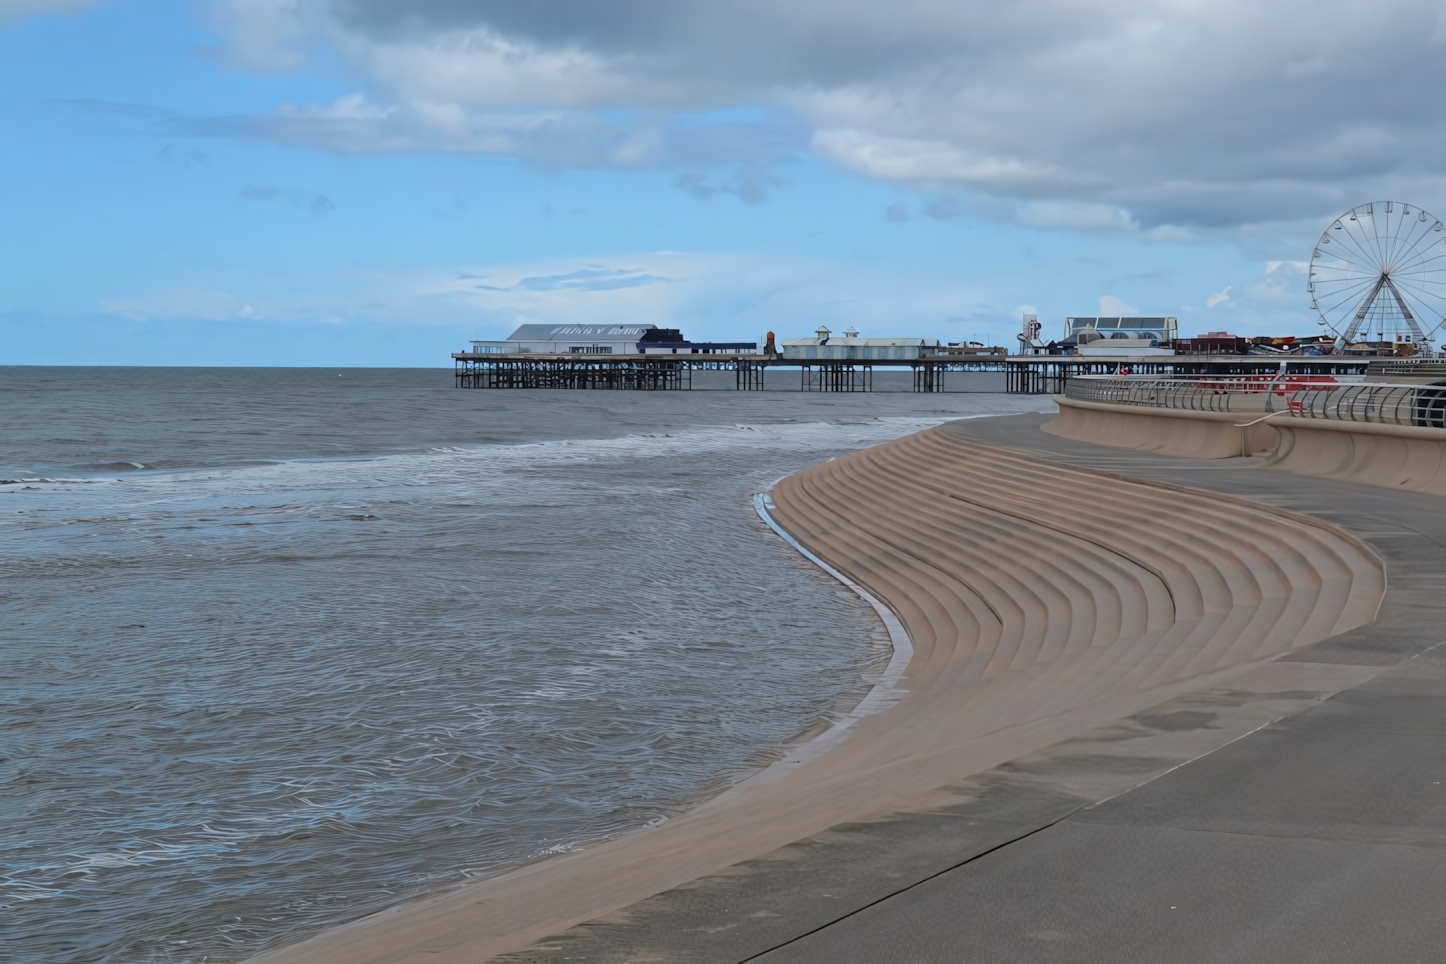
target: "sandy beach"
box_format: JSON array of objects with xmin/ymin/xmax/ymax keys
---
[{"xmin": 249, "ymin": 420, "xmax": 1384, "ymax": 963}]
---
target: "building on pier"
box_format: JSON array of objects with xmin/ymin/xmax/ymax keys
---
[
  {"xmin": 1065, "ymin": 316, "xmax": 1179, "ymax": 344},
  {"xmin": 781, "ymin": 326, "xmax": 938, "ymax": 361},
  {"xmin": 470, "ymin": 324, "xmax": 658, "ymax": 355},
  {"xmin": 636, "ymin": 328, "xmax": 760, "ymax": 354},
  {"xmin": 469, "ymin": 323, "xmax": 759, "ymax": 355}
]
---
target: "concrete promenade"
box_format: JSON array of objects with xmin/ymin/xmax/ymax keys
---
[{"xmin": 499, "ymin": 413, "xmax": 1446, "ymax": 963}]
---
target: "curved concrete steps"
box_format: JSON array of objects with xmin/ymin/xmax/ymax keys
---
[
  {"xmin": 250, "ymin": 425, "xmax": 1385, "ymax": 964},
  {"xmin": 767, "ymin": 427, "xmax": 1380, "ymax": 761}
]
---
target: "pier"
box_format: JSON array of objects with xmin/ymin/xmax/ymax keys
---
[{"xmin": 452, "ymin": 351, "xmax": 1373, "ymax": 394}]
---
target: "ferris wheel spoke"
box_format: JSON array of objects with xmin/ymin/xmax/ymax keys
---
[
  {"xmin": 1382, "ymin": 275, "xmax": 1440, "ymax": 334},
  {"xmin": 1375, "ymin": 215, "xmax": 1400, "ymax": 270},
  {"xmin": 1343, "ymin": 213, "xmax": 1378, "ymax": 268},
  {"xmin": 1316, "ymin": 276, "xmax": 1380, "ymax": 300},
  {"xmin": 1387, "ymin": 211, "xmax": 1423, "ymax": 274},
  {"xmin": 1320, "ymin": 287, "xmax": 1378, "ymax": 319},
  {"xmin": 1341, "ymin": 289, "xmax": 1386, "ymax": 334},
  {"xmin": 1395, "ymin": 290, "xmax": 1446, "ymax": 314},
  {"xmin": 1319, "ymin": 261, "xmax": 1378, "ymax": 282},
  {"xmin": 1393, "ymin": 298, "xmax": 1445, "ymax": 330},
  {"xmin": 1316, "ymin": 264, "xmax": 1377, "ymax": 284},
  {"xmin": 1369, "ymin": 211, "xmax": 1390, "ymax": 269},
  {"xmin": 1388, "ymin": 238, "xmax": 1446, "ymax": 276},
  {"xmin": 1335, "ymin": 226, "xmax": 1385, "ymax": 273},
  {"xmin": 1315, "ymin": 272, "xmax": 1379, "ymax": 294},
  {"xmin": 1392, "ymin": 263, "xmax": 1446, "ymax": 285},
  {"xmin": 1376, "ymin": 208, "xmax": 1411, "ymax": 271},
  {"xmin": 1324, "ymin": 274, "xmax": 1382, "ymax": 304},
  {"xmin": 1394, "ymin": 282, "xmax": 1446, "ymax": 301},
  {"xmin": 1392, "ymin": 274, "xmax": 1446, "ymax": 310},
  {"xmin": 1390, "ymin": 287, "xmax": 1437, "ymax": 335},
  {"xmin": 1319, "ymin": 278, "xmax": 1382, "ymax": 318},
  {"xmin": 1317, "ymin": 243, "xmax": 1378, "ymax": 274},
  {"xmin": 1394, "ymin": 217, "xmax": 1436, "ymax": 268},
  {"xmin": 1376, "ymin": 211, "xmax": 1400, "ymax": 270},
  {"xmin": 1319, "ymin": 244, "xmax": 1379, "ymax": 273}
]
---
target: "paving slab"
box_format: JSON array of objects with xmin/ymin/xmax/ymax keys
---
[{"xmin": 760, "ymin": 657, "xmax": 1446, "ymax": 964}]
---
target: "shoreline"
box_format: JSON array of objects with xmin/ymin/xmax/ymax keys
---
[
  {"xmin": 748, "ymin": 489, "xmax": 913, "ymax": 772},
  {"xmin": 247, "ymin": 421, "xmax": 1384, "ymax": 964}
]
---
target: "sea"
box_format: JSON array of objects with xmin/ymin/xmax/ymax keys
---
[{"xmin": 1, "ymin": 367, "xmax": 1049, "ymax": 962}]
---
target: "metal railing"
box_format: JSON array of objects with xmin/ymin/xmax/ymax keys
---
[
  {"xmin": 1065, "ymin": 376, "xmax": 1446, "ymax": 429},
  {"xmin": 1366, "ymin": 359, "xmax": 1446, "ymax": 378}
]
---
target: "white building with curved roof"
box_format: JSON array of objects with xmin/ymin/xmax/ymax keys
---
[{"xmin": 470, "ymin": 324, "xmax": 658, "ymax": 355}]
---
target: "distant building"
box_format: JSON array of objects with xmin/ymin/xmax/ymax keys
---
[
  {"xmin": 1175, "ymin": 332, "xmax": 1250, "ymax": 355},
  {"xmin": 636, "ymin": 328, "xmax": 760, "ymax": 354},
  {"xmin": 1065, "ymin": 317, "xmax": 1178, "ymax": 344},
  {"xmin": 470, "ymin": 324, "xmax": 658, "ymax": 355},
  {"xmin": 781, "ymin": 326, "xmax": 938, "ymax": 361},
  {"xmin": 468, "ymin": 324, "xmax": 759, "ymax": 355}
]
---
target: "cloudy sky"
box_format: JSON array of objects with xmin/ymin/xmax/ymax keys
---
[{"xmin": 5, "ymin": 0, "xmax": 1446, "ymax": 364}]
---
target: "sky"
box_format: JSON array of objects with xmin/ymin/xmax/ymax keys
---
[{"xmin": 5, "ymin": 0, "xmax": 1446, "ymax": 366}]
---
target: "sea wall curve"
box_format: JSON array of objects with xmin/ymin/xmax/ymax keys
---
[
  {"xmin": 1043, "ymin": 395, "xmax": 1280, "ymax": 458},
  {"xmin": 1045, "ymin": 395, "xmax": 1446, "ymax": 495}
]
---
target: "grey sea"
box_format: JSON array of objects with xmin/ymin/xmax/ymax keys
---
[{"xmin": 1, "ymin": 367, "xmax": 1048, "ymax": 963}]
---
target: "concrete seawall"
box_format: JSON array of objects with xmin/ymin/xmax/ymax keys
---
[
  {"xmin": 1043, "ymin": 395, "xmax": 1281, "ymax": 457},
  {"xmin": 1045, "ymin": 395, "xmax": 1446, "ymax": 495}
]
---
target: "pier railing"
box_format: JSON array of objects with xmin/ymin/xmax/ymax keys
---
[{"xmin": 1065, "ymin": 375, "xmax": 1446, "ymax": 429}]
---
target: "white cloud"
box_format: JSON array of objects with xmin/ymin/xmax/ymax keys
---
[
  {"xmin": 102, "ymin": 288, "xmax": 267, "ymax": 322},
  {"xmin": 1016, "ymin": 201, "xmax": 1136, "ymax": 233},
  {"xmin": 278, "ymin": 92, "xmax": 391, "ymax": 121},
  {"xmin": 335, "ymin": 25, "xmax": 638, "ymax": 109},
  {"xmin": 1242, "ymin": 260, "xmax": 1311, "ymax": 307},
  {"xmin": 211, "ymin": 0, "xmax": 309, "ymax": 69},
  {"xmin": 90, "ymin": 242, "xmax": 1028, "ymax": 344},
  {"xmin": 201, "ymin": 0, "xmax": 1446, "ymax": 235},
  {"xmin": 812, "ymin": 129, "xmax": 1067, "ymax": 189},
  {"xmin": 1098, "ymin": 294, "xmax": 1139, "ymax": 315},
  {"xmin": 428, "ymin": 252, "xmax": 790, "ymax": 333},
  {"xmin": 1173, "ymin": 260, "xmax": 1324, "ymax": 336}
]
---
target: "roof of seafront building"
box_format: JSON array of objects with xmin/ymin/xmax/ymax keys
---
[
  {"xmin": 1066, "ymin": 317, "xmax": 1178, "ymax": 332},
  {"xmin": 779, "ymin": 337, "xmax": 929, "ymax": 347},
  {"xmin": 504, "ymin": 324, "xmax": 658, "ymax": 340}
]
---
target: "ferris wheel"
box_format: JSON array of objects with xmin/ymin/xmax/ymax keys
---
[{"xmin": 1309, "ymin": 201, "xmax": 1446, "ymax": 348}]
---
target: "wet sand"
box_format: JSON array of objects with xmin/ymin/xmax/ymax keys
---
[{"xmin": 247, "ymin": 418, "xmax": 1385, "ymax": 964}]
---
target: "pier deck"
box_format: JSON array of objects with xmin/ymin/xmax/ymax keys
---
[{"xmin": 451, "ymin": 353, "xmax": 1371, "ymax": 394}]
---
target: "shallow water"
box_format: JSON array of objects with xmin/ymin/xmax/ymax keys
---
[{"xmin": 1, "ymin": 368, "xmax": 1048, "ymax": 962}]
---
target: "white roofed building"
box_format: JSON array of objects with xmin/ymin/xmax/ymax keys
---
[
  {"xmin": 781, "ymin": 326, "xmax": 937, "ymax": 361},
  {"xmin": 470, "ymin": 323, "xmax": 657, "ymax": 355}
]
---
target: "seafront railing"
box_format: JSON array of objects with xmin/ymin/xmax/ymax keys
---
[{"xmin": 1065, "ymin": 375, "xmax": 1446, "ymax": 429}]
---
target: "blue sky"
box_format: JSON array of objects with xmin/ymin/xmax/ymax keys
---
[{"xmin": 4, "ymin": 0, "xmax": 1445, "ymax": 366}]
